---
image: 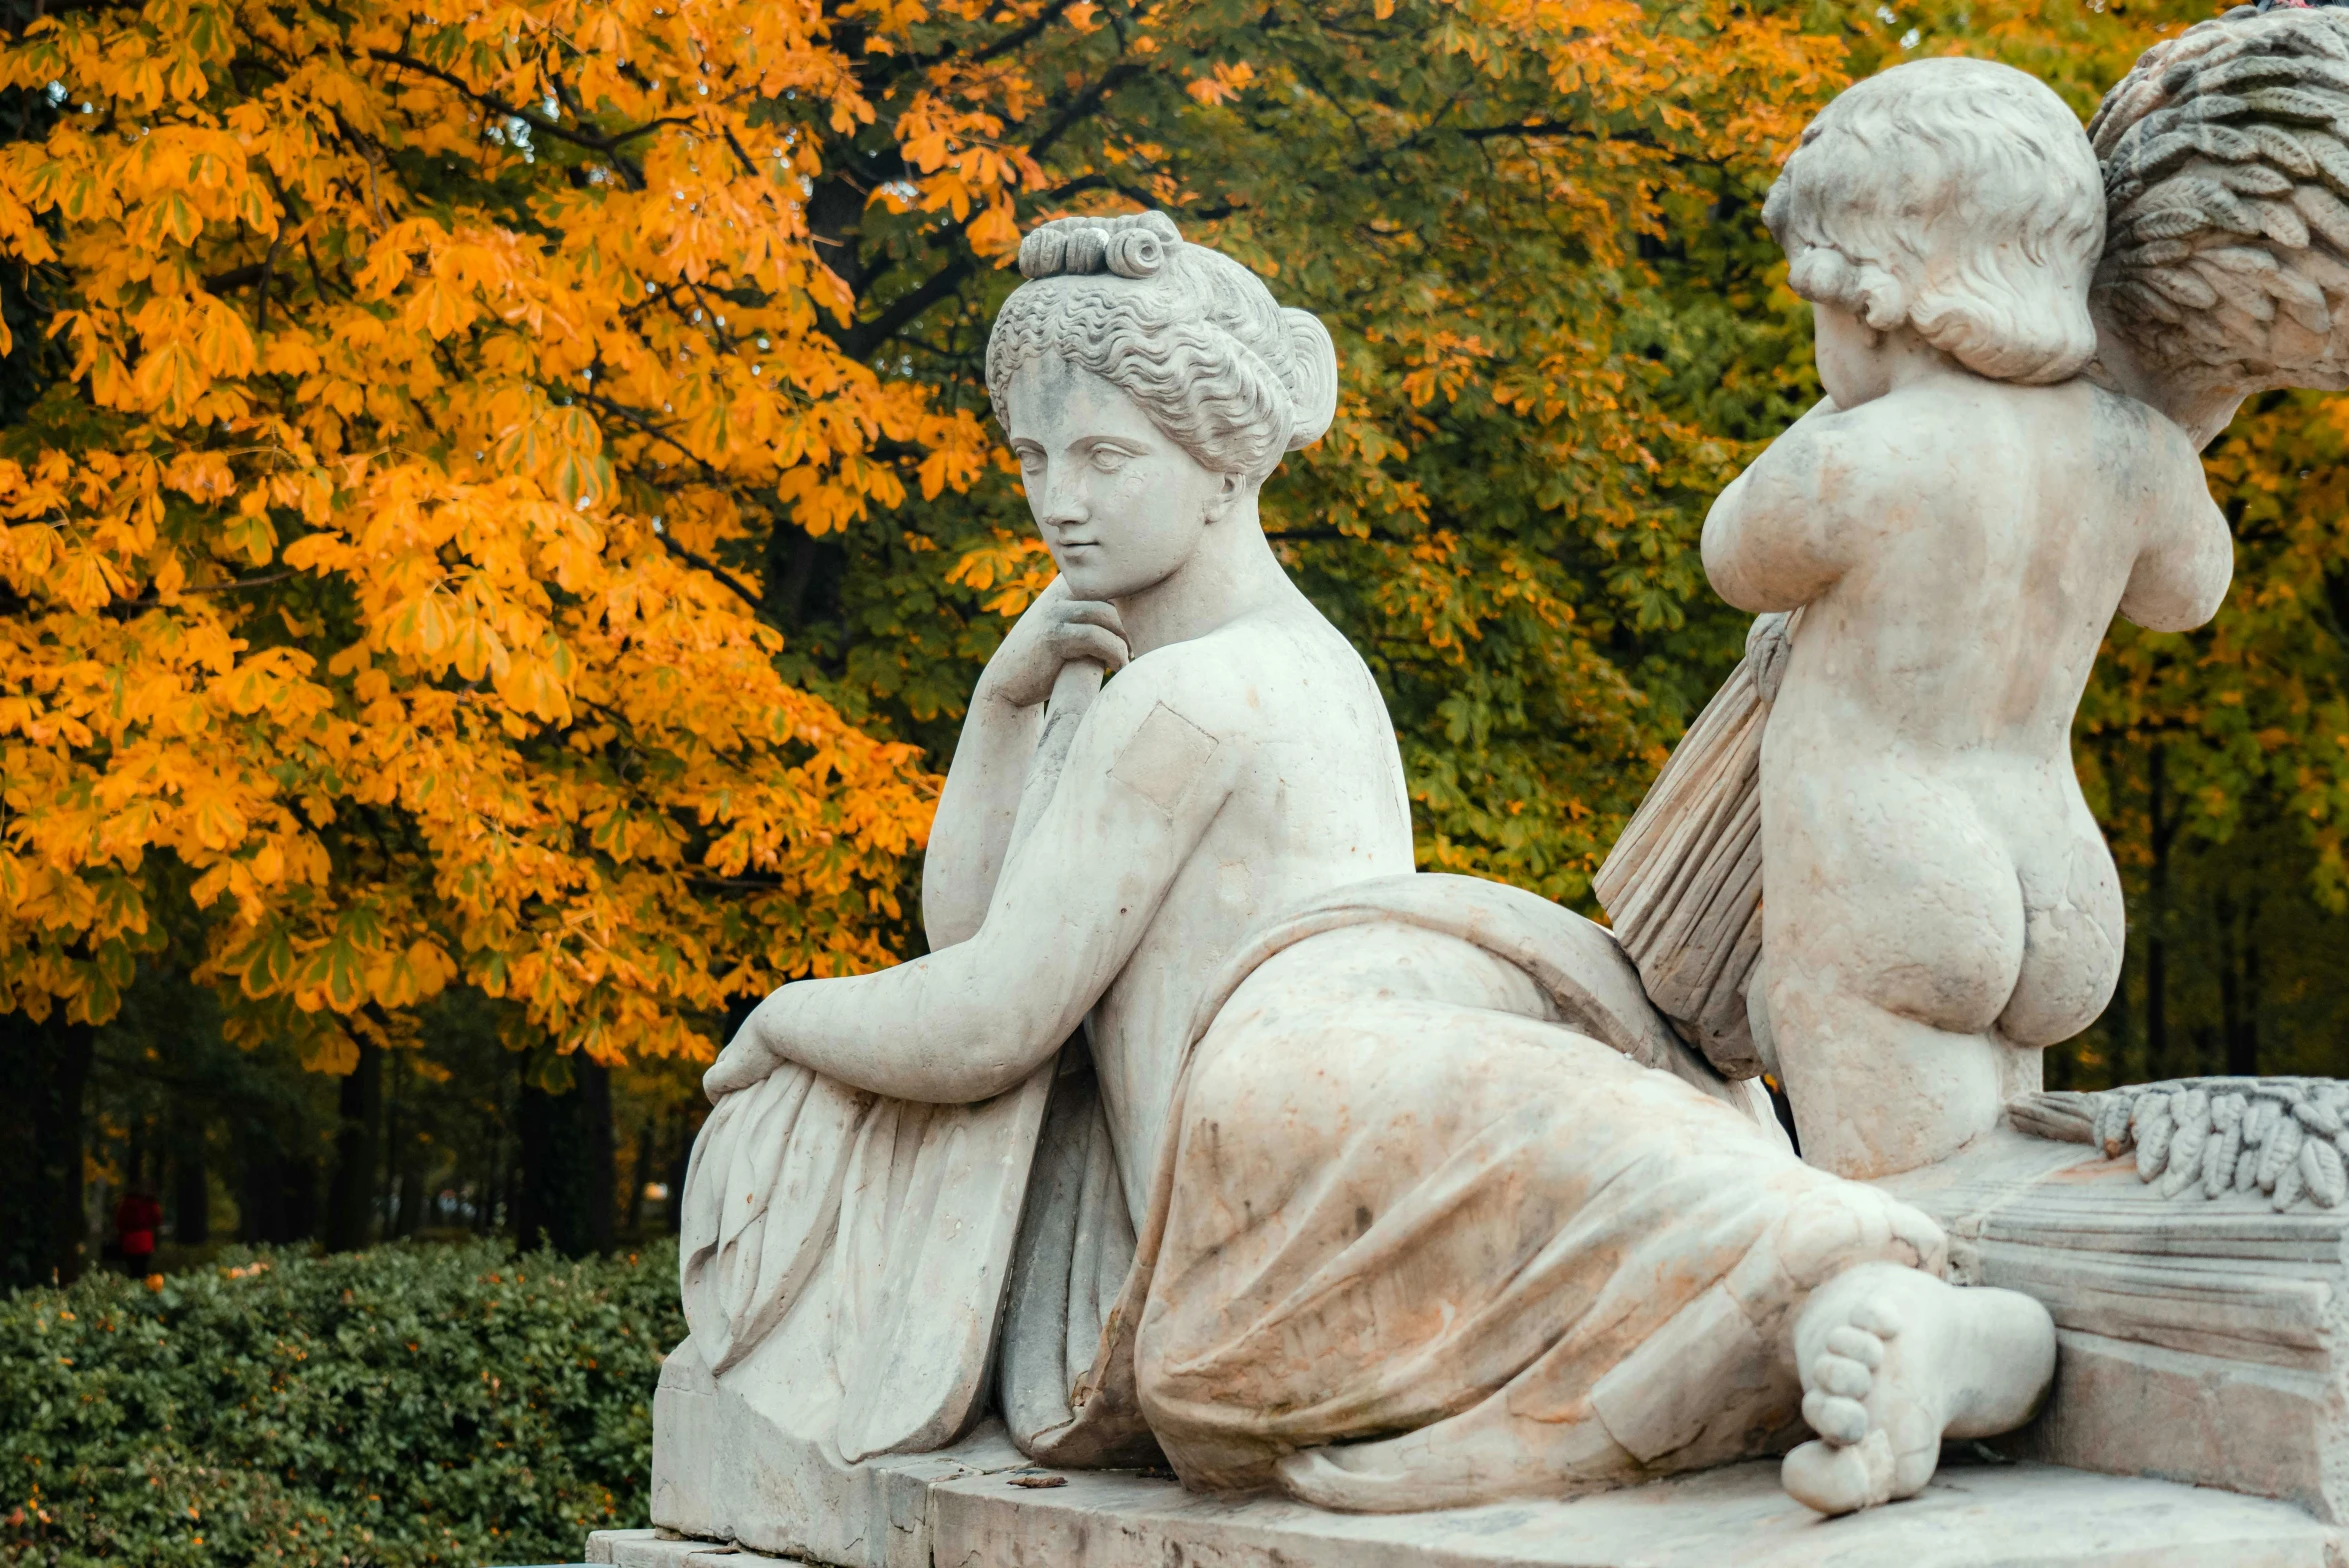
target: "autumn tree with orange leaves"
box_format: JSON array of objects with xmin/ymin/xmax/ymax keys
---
[{"xmin": 0, "ymin": 0, "xmax": 1864, "ymax": 1275}]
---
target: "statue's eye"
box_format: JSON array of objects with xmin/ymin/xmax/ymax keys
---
[{"xmin": 1089, "ymin": 445, "xmax": 1134, "ymax": 472}]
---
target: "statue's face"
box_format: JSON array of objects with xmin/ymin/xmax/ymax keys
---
[{"xmin": 1002, "ymin": 356, "xmax": 1235, "ymax": 602}]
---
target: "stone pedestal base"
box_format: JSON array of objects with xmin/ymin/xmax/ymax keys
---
[{"xmin": 593, "ymin": 1453, "xmax": 2336, "ymax": 1568}]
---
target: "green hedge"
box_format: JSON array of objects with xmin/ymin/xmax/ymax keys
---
[{"xmin": 1, "ymin": 1240, "xmax": 681, "ymax": 1567}]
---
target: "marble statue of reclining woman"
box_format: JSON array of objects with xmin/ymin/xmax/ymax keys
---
[{"xmin": 665, "ymin": 210, "xmax": 2058, "ymax": 1531}]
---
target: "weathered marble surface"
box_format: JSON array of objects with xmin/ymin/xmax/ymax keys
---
[
  {"xmin": 1706, "ymin": 57, "xmax": 2231, "ymax": 1182},
  {"xmin": 596, "ymin": 1456, "xmax": 2340, "ymax": 1568},
  {"xmin": 1605, "ymin": 6, "xmax": 2349, "ymax": 1193},
  {"xmin": 670, "ymin": 211, "xmax": 1414, "ymax": 1478},
  {"xmin": 624, "ymin": 28, "xmax": 2349, "ymax": 1559},
  {"xmin": 653, "ymin": 21, "xmax": 2349, "ymax": 1542}
]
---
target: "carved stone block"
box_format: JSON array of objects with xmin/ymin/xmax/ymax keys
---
[{"xmin": 1886, "ymin": 1118, "xmax": 2349, "ymax": 1521}]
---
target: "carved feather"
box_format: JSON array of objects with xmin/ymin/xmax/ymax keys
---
[{"xmin": 2095, "ymin": 7, "xmax": 2349, "ymax": 410}]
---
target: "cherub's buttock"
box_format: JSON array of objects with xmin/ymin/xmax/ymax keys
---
[
  {"xmin": 1772, "ymin": 770, "xmax": 2025, "ymax": 1037},
  {"xmin": 1997, "ymin": 827, "xmax": 2123, "ymax": 1047}
]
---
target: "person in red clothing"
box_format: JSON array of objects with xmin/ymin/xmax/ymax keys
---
[{"xmin": 114, "ymin": 1188, "xmax": 161, "ymax": 1277}]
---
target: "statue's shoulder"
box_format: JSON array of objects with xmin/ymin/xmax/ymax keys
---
[
  {"xmin": 1105, "ymin": 606, "xmax": 1362, "ymax": 744},
  {"xmin": 2096, "ymin": 380, "xmax": 2201, "ymax": 459},
  {"xmin": 1753, "ymin": 394, "xmax": 1942, "ymax": 502}
]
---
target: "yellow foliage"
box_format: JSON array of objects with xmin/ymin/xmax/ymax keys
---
[{"xmin": 0, "ymin": 0, "xmax": 1012, "ymax": 1060}]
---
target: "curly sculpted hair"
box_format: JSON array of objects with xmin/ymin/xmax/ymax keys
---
[
  {"xmin": 985, "ymin": 212, "xmax": 1341, "ymax": 479},
  {"xmin": 1765, "ymin": 57, "xmax": 2106, "ymax": 386}
]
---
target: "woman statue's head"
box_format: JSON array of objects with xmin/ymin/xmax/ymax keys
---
[{"xmin": 986, "ymin": 212, "xmax": 1339, "ymax": 602}]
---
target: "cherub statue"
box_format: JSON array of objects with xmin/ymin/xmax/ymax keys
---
[
  {"xmin": 1606, "ymin": 10, "xmax": 2349, "ymax": 1181},
  {"xmin": 657, "ymin": 210, "xmax": 2064, "ymax": 1544},
  {"xmin": 1698, "ymin": 57, "xmax": 2235, "ymax": 1180}
]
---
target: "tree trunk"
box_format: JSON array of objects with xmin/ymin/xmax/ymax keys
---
[
  {"xmin": 381, "ymin": 1049, "xmax": 404, "ymax": 1234},
  {"xmin": 171, "ymin": 1111, "xmax": 210, "ymax": 1247},
  {"xmin": 324, "ymin": 1040, "xmax": 384, "ymax": 1251},
  {"xmin": 240, "ymin": 1147, "xmax": 284, "ymax": 1244},
  {"xmin": 626, "ymin": 1123, "xmax": 653, "ymax": 1237},
  {"xmin": 0, "ymin": 1011, "xmax": 94, "ymax": 1289},
  {"xmin": 514, "ymin": 1055, "xmax": 616, "ymax": 1256},
  {"xmin": 282, "ymin": 1153, "xmax": 320, "ymax": 1242},
  {"xmin": 2146, "ymin": 747, "xmax": 2172, "ymax": 1081},
  {"xmin": 666, "ymin": 1105, "xmax": 701, "ymax": 1236},
  {"xmin": 2227, "ymin": 891, "xmax": 2262, "ymax": 1077},
  {"xmin": 582, "ymin": 1058, "xmax": 615, "ymax": 1248},
  {"xmin": 394, "ymin": 1161, "xmax": 426, "ymax": 1237}
]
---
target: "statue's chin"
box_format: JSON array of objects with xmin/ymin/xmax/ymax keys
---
[{"xmin": 1060, "ymin": 558, "xmax": 1181, "ymax": 606}]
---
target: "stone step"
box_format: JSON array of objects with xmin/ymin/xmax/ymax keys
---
[{"xmin": 590, "ymin": 1452, "xmax": 2339, "ymax": 1568}]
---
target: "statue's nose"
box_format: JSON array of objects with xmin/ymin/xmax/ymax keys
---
[{"xmin": 1038, "ymin": 472, "xmax": 1090, "ymax": 530}]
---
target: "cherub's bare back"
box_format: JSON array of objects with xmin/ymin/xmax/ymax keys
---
[
  {"xmin": 1699, "ymin": 367, "xmax": 2226, "ymax": 1177},
  {"xmin": 1778, "ymin": 381, "xmax": 2183, "ymax": 767}
]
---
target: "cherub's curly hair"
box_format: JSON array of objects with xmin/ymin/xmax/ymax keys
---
[
  {"xmin": 985, "ymin": 212, "xmax": 1340, "ymax": 479},
  {"xmin": 1765, "ymin": 58, "xmax": 2105, "ymax": 385}
]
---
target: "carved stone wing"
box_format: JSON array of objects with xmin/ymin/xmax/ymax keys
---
[{"xmin": 2093, "ymin": 5, "xmax": 2349, "ymax": 425}]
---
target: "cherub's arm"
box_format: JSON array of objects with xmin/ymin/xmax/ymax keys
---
[
  {"xmin": 713, "ymin": 659, "xmax": 1235, "ymax": 1105},
  {"xmin": 2117, "ymin": 440, "xmax": 2232, "ymax": 634},
  {"xmin": 1701, "ymin": 398, "xmax": 1859, "ymax": 613}
]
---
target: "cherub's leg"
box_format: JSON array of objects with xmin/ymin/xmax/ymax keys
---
[
  {"xmin": 1765, "ymin": 774, "xmax": 2024, "ymax": 1178},
  {"xmin": 1781, "ymin": 1263, "xmax": 2055, "ymax": 1515}
]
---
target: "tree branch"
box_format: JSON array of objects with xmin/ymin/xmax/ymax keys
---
[
  {"xmin": 1458, "ymin": 121, "xmax": 1661, "ymax": 149},
  {"xmin": 109, "ymin": 570, "xmax": 296, "ymax": 613},
  {"xmin": 368, "ymin": 51, "xmax": 689, "ymax": 190},
  {"xmin": 969, "ymin": 0, "xmax": 1083, "ymax": 67},
  {"xmin": 837, "ymin": 252, "xmax": 977, "ymax": 362},
  {"xmin": 663, "ymin": 541, "xmax": 769, "ymax": 616},
  {"xmin": 203, "ymin": 261, "xmax": 269, "ymax": 294},
  {"xmin": 1027, "ymin": 62, "xmax": 1143, "ymax": 163}
]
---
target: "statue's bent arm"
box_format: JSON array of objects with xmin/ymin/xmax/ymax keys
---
[
  {"xmin": 1700, "ymin": 398, "xmax": 1875, "ymax": 613},
  {"xmin": 2117, "ymin": 442, "xmax": 2233, "ymax": 635},
  {"xmin": 922, "ymin": 637, "xmax": 1048, "ymax": 950},
  {"xmin": 732, "ymin": 662, "xmax": 1236, "ymax": 1105}
]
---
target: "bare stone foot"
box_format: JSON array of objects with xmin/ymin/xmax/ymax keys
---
[{"xmin": 1780, "ymin": 1262, "xmax": 2054, "ymax": 1517}]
